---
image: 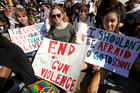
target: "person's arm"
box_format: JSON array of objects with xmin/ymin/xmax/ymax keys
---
[
  {"xmin": 82, "ymin": 34, "xmax": 86, "ymax": 42},
  {"xmin": 88, "ymin": 69, "xmax": 109, "ymax": 93},
  {"xmin": 0, "ymin": 66, "xmax": 12, "ymax": 89}
]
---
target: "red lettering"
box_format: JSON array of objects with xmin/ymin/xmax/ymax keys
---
[
  {"xmin": 97, "ymin": 41, "xmax": 103, "ymax": 51},
  {"xmin": 65, "ymin": 77, "xmax": 72, "ymax": 89},
  {"xmin": 59, "ymin": 75, "xmax": 67, "ymax": 87},
  {"xmin": 114, "ymin": 48, "xmax": 120, "ymax": 56},
  {"xmin": 118, "ymin": 60, "xmax": 125, "ymax": 69},
  {"xmin": 62, "ymin": 64, "xmax": 70, "ymax": 74},
  {"xmin": 29, "ymin": 44, "xmax": 32, "ymax": 49},
  {"xmin": 30, "ymin": 25, "xmax": 35, "ymax": 32},
  {"xmin": 70, "ymin": 80, "xmax": 76, "ymax": 92},
  {"xmin": 50, "ymin": 72, "xmax": 54, "ymax": 82},
  {"xmin": 123, "ymin": 62, "xmax": 128, "ymax": 70},
  {"xmin": 107, "ymin": 44, "xmax": 114, "ymax": 54},
  {"xmin": 23, "ymin": 27, "xmax": 27, "ymax": 33},
  {"xmin": 14, "ymin": 35, "xmax": 19, "ymax": 40},
  {"xmin": 48, "ymin": 40, "xmax": 57, "ymax": 54},
  {"xmin": 41, "ymin": 68, "xmax": 46, "ymax": 76},
  {"xmin": 43, "ymin": 69, "xmax": 48, "ymax": 78},
  {"xmin": 120, "ymin": 49, "xmax": 124, "ymax": 57},
  {"xmin": 58, "ymin": 63, "xmax": 64, "ymax": 71},
  {"xmin": 112, "ymin": 58, "xmax": 117, "ymax": 66},
  {"xmin": 23, "ymin": 45, "xmax": 29, "ymax": 51},
  {"xmin": 103, "ymin": 42, "xmax": 109, "ymax": 51},
  {"xmin": 46, "ymin": 71, "xmax": 51, "ymax": 79},
  {"xmin": 55, "ymin": 74, "xmax": 61, "ymax": 84},
  {"xmin": 32, "ymin": 43, "xmax": 37, "ymax": 48},
  {"xmin": 57, "ymin": 43, "xmax": 67, "ymax": 55},
  {"xmin": 68, "ymin": 44, "xmax": 75, "ymax": 55},
  {"xmin": 17, "ymin": 40, "xmax": 22, "ymax": 45},
  {"xmin": 52, "ymin": 61, "xmax": 59, "ymax": 69},
  {"xmin": 36, "ymin": 42, "xmax": 40, "ymax": 47},
  {"xmin": 123, "ymin": 50, "xmax": 131, "ymax": 58}
]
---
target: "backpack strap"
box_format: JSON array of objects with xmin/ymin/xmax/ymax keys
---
[{"xmin": 87, "ymin": 15, "xmax": 95, "ymax": 25}]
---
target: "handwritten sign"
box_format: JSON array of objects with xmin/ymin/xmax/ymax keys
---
[
  {"xmin": 32, "ymin": 38, "xmax": 87, "ymax": 92},
  {"xmin": 84, "ymin": 27, "xmax": 140, "ymax": 77},
  {"xmin": 8, "ymin": 22, "xmax": 47, "ymax": 53}
]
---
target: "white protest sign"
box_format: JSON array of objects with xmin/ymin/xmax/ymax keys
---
[
  {"xmin": 84, "ymin": 27, "xmax": 140, "ymax": 77},
  {"xmin": 8, "ymin": 22, "xmax": 47, "ymax": 53},
  {"xmin": 32, "ymin": 38, "xmax": 87, "ymax": 92}
]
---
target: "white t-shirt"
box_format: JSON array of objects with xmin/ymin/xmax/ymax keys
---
[{"xmin": 75, "ymin": 17, "xmax": 95, "ymax": 44}]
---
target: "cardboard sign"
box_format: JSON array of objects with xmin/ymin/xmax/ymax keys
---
[
  {"xmin": 84, "ymin": 27, "xmax": 140, "ymax": 77},
  {"xmin": 8, "ymin": 22, "xmax": 47, "ymax": 53},
  {"xmin": 32, "ymin": 38, "xmax": 87, "ymax": 92}
]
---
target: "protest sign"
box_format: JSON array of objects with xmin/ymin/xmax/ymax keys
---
[
  {"xmin": 32, "ymin": 38, "xmax": 87, "ymax": 92},
  {"xmin": 84, "ymin": 27, "xmax": 140, "ymax": 77},
  {"xmin": 8, "ymin": 22, "xmax": 47, "ymax": 53}
]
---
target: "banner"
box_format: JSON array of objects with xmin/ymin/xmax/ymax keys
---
[
  {"xmin": 84, "ymin": 27, "xmax": 140, "ymax": 77},
  {"xmin": 8, "ymin": 22, "xmax": 47, "ymax": 53},
  {"xmin": 32, "ymin": 38, "xmax": 87, "ymax": 92}
]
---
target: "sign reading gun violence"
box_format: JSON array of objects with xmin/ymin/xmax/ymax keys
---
[
  {"xmin": 8, "ymin": 22, "xmax": 47, "ymax": 53},
  {"xmin": 84, "ymin": 27, "xmax": 140, "ymax": 77},
  {"xmin": 32, "ymin": 38, "xmax": 87, "ymax": 92}
]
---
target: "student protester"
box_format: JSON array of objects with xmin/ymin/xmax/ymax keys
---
[
  {"xmin": 71, "ymin": 4, "xmax": 96, "ymax": 93},
  {"xmin": 96, "ymin": 0, "xmax": 126, "ymax": 28},
  {"xmin": 14, "ymin": 7, "xmax": 37, "ymax": 61},
  {"xmin": 74, "ymin": 4, "xmax": 95, "ymax": 44},
  {"xmin": 48, "ymin": 5, "xmax": 75, "ymax": 93},
  {"xmin": 48, "ymin": 5, "xmax": 75, "ymax": 43},
  {"xmin": 88, "ymin": 8, "xmax": 123, "ymax": 93},
  {"xmin": 15, "ymin": 7, "xmax": 36, "ymax": 27}
]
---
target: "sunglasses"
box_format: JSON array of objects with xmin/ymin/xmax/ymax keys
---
[{"xmin": 52, "ymin": 14, "xmax": 61, "ymax": 18}]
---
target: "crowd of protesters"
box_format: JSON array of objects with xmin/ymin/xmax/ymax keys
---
[{"xmin": 0, "ymin": 0, "xmax": 140, "ymax": 93}]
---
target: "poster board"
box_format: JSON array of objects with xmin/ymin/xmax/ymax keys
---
[
  {"xmin": 8, "ymin": 22, "xmax": 47, "ymax": 53},
  {"xmin": 32, "ymin": 38, "xmax": 87, "ymax": 92},
  {"xmin": 84, "ymin": 27, "xmax": 140, "ymax": 77}
]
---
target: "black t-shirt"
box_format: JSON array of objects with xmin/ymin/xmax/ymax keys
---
[{"xmin": 0, "ymin": 34, "xmax": 36, "ymax": 85}]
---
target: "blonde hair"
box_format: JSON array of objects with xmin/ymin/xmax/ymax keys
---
[
  {"xmin": 15, "ymin": 8, "xmax": 35, "ymax": 26},
  {"xmin": 49, "ymin": 6, "xmax": 69, "ymax": 25}
]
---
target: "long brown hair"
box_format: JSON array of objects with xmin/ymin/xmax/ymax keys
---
[
  {"xmin": 15, "ymin": 8, "xmax": 36, "ymax": 27},
  {"xmin": 49, "ymin": 6, "xmax": 69, "ymax": 25}
]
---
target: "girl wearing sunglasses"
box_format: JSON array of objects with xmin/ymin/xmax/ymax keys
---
[{"xmin": 48, "ymin": 6, "xmax": 75, "ymax": 43}]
